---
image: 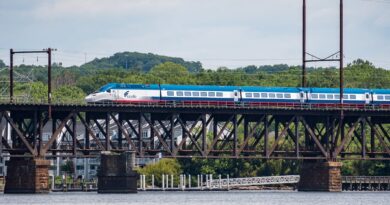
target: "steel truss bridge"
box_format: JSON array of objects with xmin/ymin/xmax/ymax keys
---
[{"xmin": 0, "ymin": 101, "xmax": 390, "ymax": 160}]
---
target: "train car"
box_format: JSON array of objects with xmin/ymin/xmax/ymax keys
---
[
  {"xmin": 85, "ymin": 83, "xmax": 160, "ymax": 103},
  {"xmin": 160, "ymin": 84, "xmax": 239, "ymax": 102},
  {"xmin": 371, "ymin": 89, "xmax": 390, "ymax": 105},
  {"xmin": 240, "ymin": 86, "xmax": 304, "ymax": 103},
  {"xmin": 307, "ymin": 88, "xmax": 370, "ymax": 105}
]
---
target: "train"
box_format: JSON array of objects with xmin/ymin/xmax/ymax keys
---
[{"xmin": 85, "ymin": 83, "xmax": 390, "ymax": 106}]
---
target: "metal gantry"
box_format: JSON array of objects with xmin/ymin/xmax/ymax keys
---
[{"xmin": 0, "ymin": 102, "xmax": 390, "ymax": 160}]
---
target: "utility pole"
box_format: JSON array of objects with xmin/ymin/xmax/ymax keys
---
[
  {"xmin": 302, "ymin": 0, "xmax": 307, "ymax": 88},
  {"xmin": 9, "ymin": 48, "xmax": 55, "ymax": 118}
]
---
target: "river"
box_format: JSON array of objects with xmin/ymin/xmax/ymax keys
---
[{"xmin": 0, "ymin": 191, "xmax": 389, "ymax": 205}]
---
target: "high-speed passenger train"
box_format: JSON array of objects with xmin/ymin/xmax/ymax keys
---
[{"xmin": 85, "ymin": 83, "xmax": 390, "ymax": 106}]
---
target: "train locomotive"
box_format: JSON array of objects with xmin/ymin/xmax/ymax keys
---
[{"xmin": 85, "ymin": 83, "xmax": 390, "ymax": 107}]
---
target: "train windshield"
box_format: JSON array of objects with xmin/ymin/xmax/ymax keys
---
[{"xmin": 98, "ymin": 84, "xmax": 116, "ymax": 92}]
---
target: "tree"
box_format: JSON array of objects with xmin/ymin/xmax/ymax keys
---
[
  {"xmin": 147, "ymin": 62, "xmax": 195, "ymax": 84},
  {"xmin": 52, "ymin": 86, "xmax": 86, "ymax": 103},
  {"xmin": 137, "ymin": 159, "xmax": 182, "ymax": 186}
]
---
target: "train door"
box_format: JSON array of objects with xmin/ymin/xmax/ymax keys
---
[
  {"xmin": 233, "ymin": 90, "xmax": 239, "ymax": 102},
  {"xmin": 299, "ymin": 91, "xmax": 305, "ymax": 103},
  {"xmin": 365, "ymin": 92, "xmax": 370, "ymax": 104}
]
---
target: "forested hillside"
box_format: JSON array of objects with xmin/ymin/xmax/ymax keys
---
[{"xmin": 81, "ymin": 52, "xmax": 203, "ymax": 72}]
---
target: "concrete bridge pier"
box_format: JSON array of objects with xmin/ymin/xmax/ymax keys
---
[
  {"xmin": 97, "ymin": 151, "xmax": 139, "ymax": 193},
  {"xmin": 298, "ymin": 161, "xmax": 342, "ymax": 192},
  {"xmin": 4, "ymin": 157, "xmax": 50, "ymax": 193}
]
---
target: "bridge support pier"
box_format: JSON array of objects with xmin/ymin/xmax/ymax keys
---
[
  {"xmin": 97, "ymin": 151, "xmax": 139, "ymax": 193},
  {"xmin": 298, "ymin": 161, "xmax": 342, "ymax": 192},
  {"xmin": 4, "ymin": 157, "xmax": 50, "ymax": 194}
]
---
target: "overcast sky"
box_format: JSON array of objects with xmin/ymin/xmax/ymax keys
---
[{"xmin": 0, "ymin": 0, "xmax": 389, "ymax": 69}]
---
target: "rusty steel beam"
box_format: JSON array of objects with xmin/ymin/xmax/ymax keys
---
[
  {"xmin": 237, "ymin": 115, "xmax": 265, "ymax": 155},
  {"xmin": 109, "ymin": 113, "xmax": 138, "ymax": 154},
  {"xmin": 268, "ymin": 117, "xmax": 295, "ymax": 158},
  {"xmin": 77, "ymin": 113, "xmax": 105, "ymax": 150},
  {"xmin": 334, "ymin": 117, "xmax": 362, "ymax": 157},
  {"xmin": 300, "ymin": 117, "xmax": 328, "ymax": 158},
  {"xmin": 3, "ymin": 112, "xmax": 36, "ymax": 155},
  {"xmin": 142, "ymin": 113, "xmax": 171, "ymax": 155},
  {"xmin": 42, "ymin": 112, "xmax": 74, "ymax": 154},
  {"xmin": 176, "ymin": 117, "xmax": 204, "ymax": 156}
]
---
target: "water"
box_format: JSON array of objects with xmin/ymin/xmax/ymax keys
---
[{"xmin": 0, "ymin": 191, "xmax": 389, "ymax": 205}]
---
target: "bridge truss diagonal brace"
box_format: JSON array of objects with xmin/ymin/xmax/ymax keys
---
[
  {"xmin": 206, "ymin": 115, "xmax": 235, "ymax": 156},
  {"xmin": 333, "ymin": 117, "xmax": 363, "ymax": 157},
  {"xmin": 41, "ymin": 112, "xmax": 75, "ymax": 155},
  {"xmin": 142, "ymin": 113, "xmax": 172, "ymax": 155},
  {"xmin": 109, "ymin": 113, "xmax": 139, "ymax": 155},
  {"xmin": 175, "ymin": 116, "xmax": 204, "ymax": 156},
  {"xmin": 366, "ymin": 118, "xmax": 390, "ymax": 156},
  {"xmin": 92, "ymin": 117, "xmax": 116, "ymax": 150},
  {"xmin": 267, "ymin": 116, "xmax": 296, "ymax": 158},
  {"xmin": 300, "ymin": 116, "xmax": 328, "ymax": 158},
  {"xmin": 237, "ymin": 115, "xmax": 266, "ymax": 155},
  {"xmin": 3, "ymin": 111, "xmax": 37, "ymax": 156},
  {"xmin": 77, "ymin": 113, "xmax": 106, "ymax": 151}
]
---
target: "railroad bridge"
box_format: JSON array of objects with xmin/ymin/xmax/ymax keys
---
[{"xmin": 1, "ymin": 101, "xmax": 390, "ymax": 193}]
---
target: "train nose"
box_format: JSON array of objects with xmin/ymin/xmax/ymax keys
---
[{"xmin": 85, "ymin": 94, "xmax": 94, "ymax": 103}]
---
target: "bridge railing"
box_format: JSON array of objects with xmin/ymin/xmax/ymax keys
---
[
  {"xmin": 209, "ymin": 175, "xmax": 300, "ymax": 188},
  {"xmin": 342, "ymin": 176, "xmax": 390, "ymax": 184}
]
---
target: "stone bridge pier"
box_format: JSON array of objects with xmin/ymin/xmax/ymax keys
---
[
  {"xmin": 298, "ymin": 161, "xmax": 342, "ymax": 192},
  {"xmin": 4, "ymin": 157, "xmax": 50, "ymax": 193},
  {"xmin": 97, "ymin": 151, "xmax": 139, "ymax": 193}
]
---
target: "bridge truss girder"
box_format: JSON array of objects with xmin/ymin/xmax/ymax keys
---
[{"xmin": 0, "ymin": 105, "xmax": 390, "ymax": 160}]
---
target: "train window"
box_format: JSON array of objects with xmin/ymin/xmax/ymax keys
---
[
  {"xmin": 327, "ymin": 94, "xmax": 334, "ymax": 100},
  {"xmin": 261, "ymin": 93, "xmax": 268, "ymax": 98},
  {"xmin": 385, "ymin": 96, "xmax": 390, "ymax": 100},
  {"xmin": 276, "ymin": 93, "xmax": 283, "ymax": 99},
  {"xmin": 335, "ymin": 95, "xmax": 340, "ymax": 100},
  {"xmin": 366, "ymin": 94, "xmax": 370, "ymax": 99},
  {"xmin": 284, "ymin": 94, "xmax": 291, "ymax": 98},
  {"xmin": 343, "ymin": 95, "xmax": 349, "ymax": 99},
  {"xmin": 319, "ymin": 94, "xmax": 326, "ymax": 99},
  {"xmin": 193, "ymin": 92, "xmax": 200, "ymax": 97},
  {"xmin": 311, "ymin": 94, "xmax": 318, "ymax": 99},
  {"xmin": 253, "ymin": 93, "xmax": 260, "ymax": 98},
  {"xmin": 208, "ymin": 92, "xmax": 215, "ymax": 97},
  {"xmin": 217, "ymin": 92, "xmax": 223, "ymax": 97},
  {"xmin": 269, "ymin": 93, "xmax": 276, "ymax": 98},
  {"xmin": 350, "ymin": 95, "xmax": 356, "ymax": 100},
  {"xmin": 378, "ymin": 95, "xmax": 384, "ymax": 100},
  {"xmin": 167, "ymin": 91, "xmax": 174, "ymax": 96},
  {"xmin": 185, "ymin": 92, "xmax": 191, "ymax": 96},
  {"xmin": 201, "ymin": 92, "xmax": 207, "ymax": 97},
  {"xmin": 107, "ymin": 89, "xmax": 111, "ymax": 93},
  {"xmin": 177, "ymin": 91, "xmax": 184, "ymax": 97},
  {"xmin": 245, "ymin": 93, "xmax": 253, "ymax": 98}
]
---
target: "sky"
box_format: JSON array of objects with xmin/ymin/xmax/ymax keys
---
[{"xmin": 0, "ymin": 0, "xmax": 389, "ymax": 69}]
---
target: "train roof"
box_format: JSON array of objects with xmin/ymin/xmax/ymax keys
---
[
  {"xmin": 98, "ymin": 83, "xmax": 390, "ymax": 94},
  {"xmin": 310, "ymin": 88, "xmax": 369, "ymax": 94},
  {"xmin": 371, "ymin": 89, "xmax": 390, "ymax": 94},
  {"xmin": 98, "ymin": 83, "xmax": 159, "ymax": 92},
  {"xmin": 160, "ymin": 84, "xmax": 238, "ymax": 91},
  {"xmin": 240, "ymin": 86, "xmax": 300, "ymax": 92}
]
